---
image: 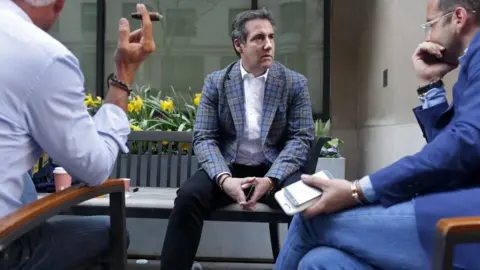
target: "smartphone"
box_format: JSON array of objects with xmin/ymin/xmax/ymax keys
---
[
  {"xmin": 274, "ymin": 170, "xmax": 333, "ymax": 216},
  {"xmin": 131, "ymin": 12, "xmax": 163, "ymax": 21}
]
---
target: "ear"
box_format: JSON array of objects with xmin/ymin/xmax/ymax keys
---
[
  {"xmin": 233, "ymin": 39, "xmax": 243, "ymax": 55},
  {"xmin": 53, "ymin": 0, "xmax": 65, "ymax": 13}
]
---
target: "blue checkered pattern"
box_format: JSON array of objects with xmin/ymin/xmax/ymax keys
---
[{"xmin": 193, "ymin": 61, "xmax": 314, "ymax": 184}]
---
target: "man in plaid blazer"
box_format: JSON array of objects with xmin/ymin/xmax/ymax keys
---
[{"xmin": 161, "ymin": 8, "xmax": 314, "ymax": 270}]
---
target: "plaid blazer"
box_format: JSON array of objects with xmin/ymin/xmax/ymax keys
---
[{"xmin": 193, "ymin": 61, "xmax": 314, "ymax": 184}]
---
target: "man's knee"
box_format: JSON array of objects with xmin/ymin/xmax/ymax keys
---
[{"xmin": 298, "ymin": 247, "xmax": 357, "ymax": 270}]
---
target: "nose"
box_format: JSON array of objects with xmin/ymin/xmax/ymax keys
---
[{"xmin": 264, "ymin": 37, "xmax": 273, "ymax": 50}]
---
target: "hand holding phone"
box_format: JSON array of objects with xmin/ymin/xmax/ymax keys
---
[{"xmin": 274, "ymin": 170, "xmax": 333, "ymax": 216}]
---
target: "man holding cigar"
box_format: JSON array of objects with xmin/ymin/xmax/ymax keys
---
[{"xmin": 0, "ymin": 0, "xmax": 155, "ymax": 269}]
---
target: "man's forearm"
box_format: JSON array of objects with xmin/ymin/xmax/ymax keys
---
[
  {"xmin": 265, "ymin": 137, "xmax": 312, "ymax": 184},
  {"xmin": 194, "ymin": 139, "xmax": 231, "ymax": 181}
]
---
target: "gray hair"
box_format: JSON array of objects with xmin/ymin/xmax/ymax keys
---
[
  {"xmin": 23, "ymin": 0, "xmax": 55, "ymax": 7},
  {"xmin": 438, "ymin": 0, "xmax": 480, "ymax": 23},
  {"xmin": 230, "ymin": 7, "xmax": 276, "ymax": 57}
]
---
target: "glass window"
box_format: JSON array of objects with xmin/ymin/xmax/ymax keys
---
[
  {"xmin": 82, "ymin": 3, "xmax": 97, "ymax": 32},
  {"xmin": 104, "ymin": 0, "xmax": 251, "ymax": 105},
  {"xmin": 280, "ymin": 1, "xmax": 306, "ymax": 33},
  {"xmin": 259, "ymin": 0, "xmax": 325, "ymax": 115},
  {"xmin": 166, "ymin": 9, "xmax": 197, "ymax": 37},
  {"xmin": 48, "ymin": 0, "xmax": 97, "ymax": 95},
  {"xmin": 228, "ymin": 8, "xmax": 249, "ymax": 34}
]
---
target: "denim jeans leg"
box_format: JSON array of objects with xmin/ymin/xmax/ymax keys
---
[
  {"xmin": 3, "ymin": 216, "xmax": 112, "ymax": 270},
  {"xmin": 298, "ymin": 246, "xmax": 379, "ymax": 270},
  {"xmin": 275, "ymin": 200, "xmax": 430, "ymax": 270}
]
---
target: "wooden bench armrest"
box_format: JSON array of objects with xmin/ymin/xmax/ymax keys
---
[
  {"xmin": 433, "ymin": 217, "xmax": 480, "ymax": 270},
  {"xmin": 0, "ymin": 179, "xmax": 127, "ymax": 268}
]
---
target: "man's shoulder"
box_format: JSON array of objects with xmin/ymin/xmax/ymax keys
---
[
  {"xmin": 271, "ymin": 61, "xmax": 308, "ymax": 87},
  {"xmin": 207, "ymin": 61, "xmax": 237, "ymax": 81},
  {"xmin": 0, "ymin": 14, "xmax": 75, "ymax": 65}
]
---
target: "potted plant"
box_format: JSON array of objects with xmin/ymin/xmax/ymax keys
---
[{"xmin": 314, "ymin": 119, "xmax": 346, "ymax": 179}]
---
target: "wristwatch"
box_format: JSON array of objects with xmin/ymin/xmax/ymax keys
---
[{"xmin": 417, "ymin": 79, "xmax": 443, "ymax": 97}]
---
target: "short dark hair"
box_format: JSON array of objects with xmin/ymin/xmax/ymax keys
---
[
  {"xmin": 230, "ymin": 7, "xmax": 276, "ymax": 58},
  {"xmin": 438, "ymin": 0, "xmax": 480, "ymax": 23}
]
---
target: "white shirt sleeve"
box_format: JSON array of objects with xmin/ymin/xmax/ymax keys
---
[{"xmin": 23, "ymin": 54, "xmax": 130, "ymax": 187}]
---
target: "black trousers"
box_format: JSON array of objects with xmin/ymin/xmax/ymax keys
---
[{"xmin": 160, "ymin": 163, "xmax": 302, "ymax": 270}]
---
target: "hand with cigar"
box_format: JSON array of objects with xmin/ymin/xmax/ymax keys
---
[
  {"xmin": 131, "ymin": 12, "xmax": 163, "ymax": 21},
  {"xmin": 112, "ymin": 4, "xmax": 156, "ymax": 87}
]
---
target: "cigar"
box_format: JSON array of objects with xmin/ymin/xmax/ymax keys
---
[{"xmin": 131, "ymin": 12, "xmax": 163, "ymax": 21}]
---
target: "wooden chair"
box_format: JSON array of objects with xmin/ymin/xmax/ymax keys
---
[
  {"xmin": 0, "ymin": 179, "xmax": 128, "ymax": 270},
  {"xmin": 433, "ymin": 216, "xmax": 480, "ymax": 270}
]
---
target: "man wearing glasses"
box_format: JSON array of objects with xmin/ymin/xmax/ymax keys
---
[{"xmin": 275, "ymin": 0, "xmax": 480, "ymax": 269}]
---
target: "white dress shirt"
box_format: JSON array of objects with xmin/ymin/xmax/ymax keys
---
[
  {"xmin": 0, "ymin": 1, "xmax": 130, "ymax": 218},
  {"xmin": 235, "ymin": 62, "xmax": 268, "ymax": 166}
]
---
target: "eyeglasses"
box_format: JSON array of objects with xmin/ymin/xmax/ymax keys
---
[
  {"xmin": 422, "ymin": 11, "xmax": 454, "ymax": 36},
  {"xmin": 422, "ymin": 10, "xmax": 477, "ymax": 36}
]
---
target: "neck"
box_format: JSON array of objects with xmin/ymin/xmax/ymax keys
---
[
  {"xmin": 13, "ymin": 0, "xmax": 53, "ymax": 31},
  {"xmin": 461, "ymin": 26, "xmax": 480, "ymax": 53},
  {"xmin": 241, "ymin": 62, "xmax": 267, "ymax": 77}
]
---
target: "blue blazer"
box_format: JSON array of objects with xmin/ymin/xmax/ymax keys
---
[
  {"xmin": 369, "ymin": 32, "xmax": 480, "ymax": 269},
  {"xmin": 193, "ymin": 61, "xmax": 315, "ymax": 184}
]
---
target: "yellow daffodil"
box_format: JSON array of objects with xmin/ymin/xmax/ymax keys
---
[
  {"xmin": 127, "ymin": 96, "xmax": 144, "ymax": 114},
  {"xmin": 193, "ymin": 93, "xmax": 201, "ymax": 106},
  {"xmin": 182, "ymin": 143, "xmax": 189, "ymax": 152},
  {"xmin": 160, "ymin": 98, "xmax": 174, "ymax": 112},
  {"xmin": 133, "ymin": 96, "xmax": 144, "ymax": 112},
  {"xmin": 130, "ymin": 124, "xmax": 143, "ymax": 131},
  {"xmin": 85, "ymin": 93, "xmax": 102, "ymax": 108},
  {"xmin": 32, "ymin": 153, "xmax": 49, "ymax": 174}
]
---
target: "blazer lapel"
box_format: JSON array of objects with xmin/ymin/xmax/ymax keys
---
[
  {"xmin": 261, "ymin": 63, "xmax": 284, "ymax": 143},
  {"xmin": 224, "ymin": 61, "xmax": 245, "ymax": 140}
]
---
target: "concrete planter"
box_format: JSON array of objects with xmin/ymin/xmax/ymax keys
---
[{"xmin": 315, "ymin": 157, "xmax": 346, "ymax": 179}]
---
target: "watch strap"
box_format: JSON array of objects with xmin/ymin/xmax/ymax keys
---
[{"xmin": 417, "ymin": 79, "xmax": 443, "ymax": 97}]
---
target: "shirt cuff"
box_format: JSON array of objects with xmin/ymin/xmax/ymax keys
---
[
  {"xmin": 418, "ymin": 87, "xmax": 447, "ymax": 109},
  {"xmin": 358, "ymin": 175, "xmax": 378, "ymax": 203},
  {"xmin": 215, "ymin": 172, "xmax": 231, "ymax": 185},
  {"xmin": 93, "ymin": 103, "xmax": 130, "ymax": 153}
]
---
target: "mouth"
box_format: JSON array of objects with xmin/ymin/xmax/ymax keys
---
[{"xmin": 261, "ymin": 55, "xmax": 272, "ymax": 59}]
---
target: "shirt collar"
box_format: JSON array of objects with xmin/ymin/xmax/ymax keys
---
[
  {"xmin": 240, "ymin": 61, "xmax": 269, "ymax": 81},
  {"xmin": 1, "ymin": 1, "xmax": 34, "ymax": 24},
  {"xmin": 459, "ymin": 47, "xmax": 468, "ymax": 61}
]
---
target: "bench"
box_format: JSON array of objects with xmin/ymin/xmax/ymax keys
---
[
  {"xmin": 28, "ymin": 131, "xmax": 480, "ymax": 269},
  {"xmin": 63, "ymin": 130, "xmax": 326, "ymax": 264}
]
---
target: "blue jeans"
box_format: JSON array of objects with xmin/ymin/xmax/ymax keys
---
[
  {"xmin": 0, "ymin": 216, "xmax": 113, "ymax": 270},
  {"xmin": 275, "ymin": 200, "xmax": 430, "ymax": 270}
]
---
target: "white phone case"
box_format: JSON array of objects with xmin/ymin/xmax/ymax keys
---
[{"xmin": 274, "ymin": 170, "xmax": 333, "ymax": 216}]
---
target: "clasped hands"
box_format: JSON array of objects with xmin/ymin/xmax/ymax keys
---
[{"xmin": 221, "ymin": 176, "xmax": 273, "ymax": 211}]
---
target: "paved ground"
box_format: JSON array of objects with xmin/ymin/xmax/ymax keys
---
[{"xmin": 127, "ymin": 259, "xmax": 274, "ymax": 270}]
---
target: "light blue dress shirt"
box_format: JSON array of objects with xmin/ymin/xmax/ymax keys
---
[{"xmin": 0, "ymin": 1, "xmax": 130, "ymax": 218}]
